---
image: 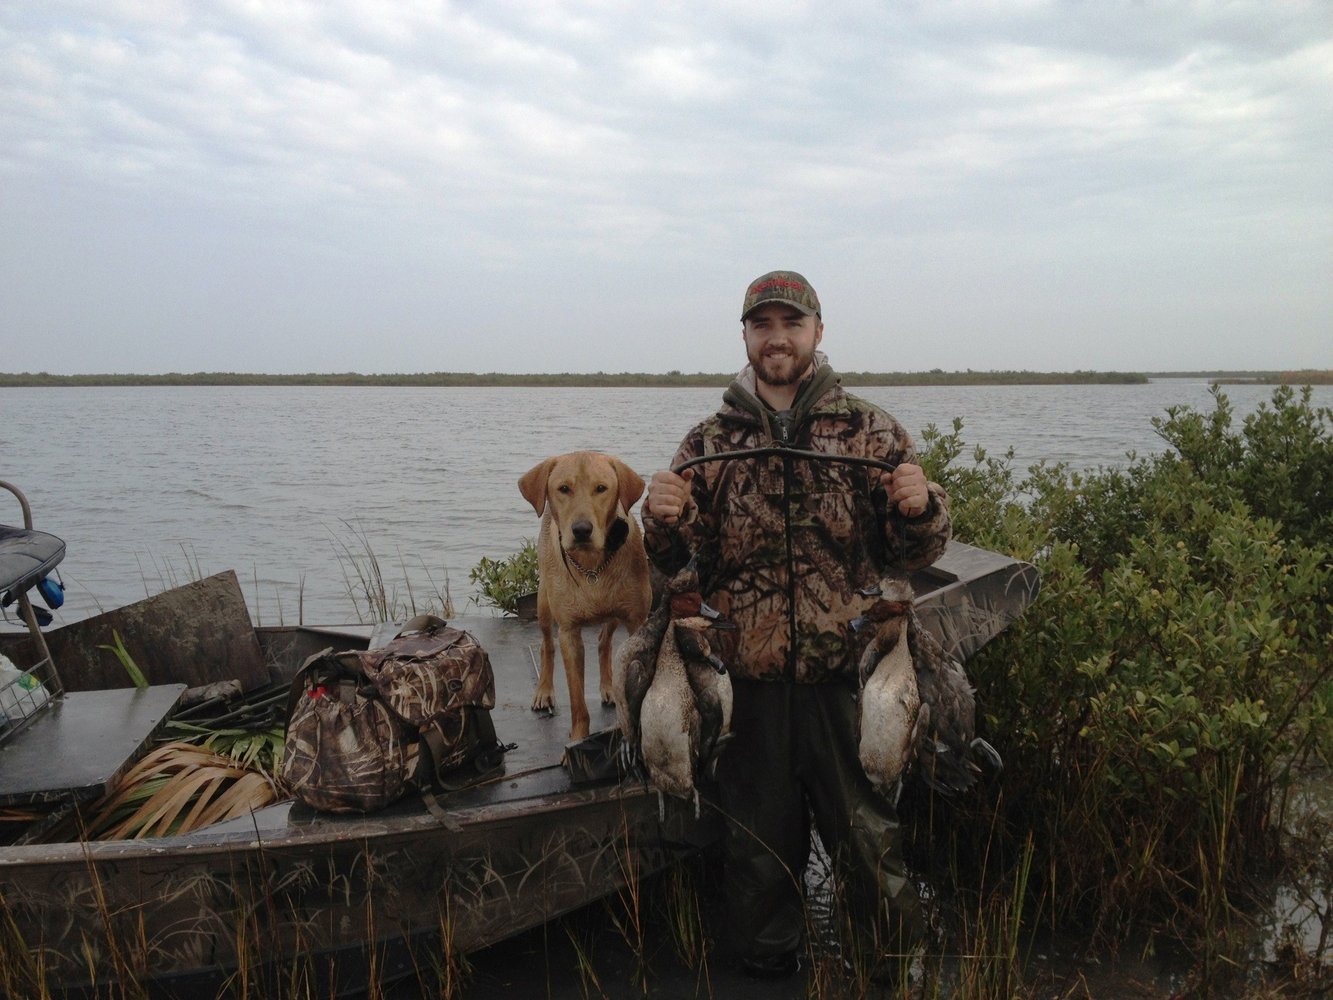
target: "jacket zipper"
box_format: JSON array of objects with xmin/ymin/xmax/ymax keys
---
[{"xmin": 776, "ymin": 418, "xmax": 799, "ymax": 682}]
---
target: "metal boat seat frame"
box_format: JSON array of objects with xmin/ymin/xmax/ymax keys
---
[
  {"xmin": 0, "ymin": 481, "xmax": 187, "ymax": 813},
  {"xmin": 0, "ymin": 480, "xmax": 65, "ymax": 742}
]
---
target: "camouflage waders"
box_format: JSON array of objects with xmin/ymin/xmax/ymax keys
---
[{"xmin": 717, "ymin": 677, "xmax": 924, "ymax": 966}]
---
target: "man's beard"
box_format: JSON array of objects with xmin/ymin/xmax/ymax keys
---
[{"xmin": 749, "ymin": 343, "xmax": 816, "ymax": 387}]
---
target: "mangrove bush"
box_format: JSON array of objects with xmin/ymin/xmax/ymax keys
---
[{"xmin": 914, "ymin": 385, "xmax": 1331, "ymax": 977}]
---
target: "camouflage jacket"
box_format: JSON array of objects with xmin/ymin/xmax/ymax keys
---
[{"xmin": 642, "ymin": 359, "xmax": 951, "ymax": 684}]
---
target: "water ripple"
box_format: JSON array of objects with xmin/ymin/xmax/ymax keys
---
[{"xmin": 2, "ymin": 381, "xmax": 1324, "ymax": 625}]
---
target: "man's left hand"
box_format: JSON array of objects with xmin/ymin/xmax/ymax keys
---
[{"xmin": 882, "ymin": 463, "xmax": 930, "ymax": 517}]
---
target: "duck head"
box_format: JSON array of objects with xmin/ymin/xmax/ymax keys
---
[
  {"xmin": 850, "ymin": 576, "xmax": 914, "ymax": 640},
  {"xmin": 664, "ymin": 556, "xmax": 729, "ymax": 624},
  {"xmin": 671, "ymin": 615, "xmax": 736, "ymax": 674}
]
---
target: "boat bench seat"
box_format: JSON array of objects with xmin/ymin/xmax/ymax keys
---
[{"xmin": 0, "ymin": 684, "xmax": 186, "ymax": 808}]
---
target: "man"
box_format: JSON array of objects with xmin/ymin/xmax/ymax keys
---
[{"xmin": 640, "ymin": 270, "xmax": 951, "ymax": 980}]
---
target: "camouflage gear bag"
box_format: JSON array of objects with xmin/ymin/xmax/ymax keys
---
[{"xmin": 281, "ymin": 615, "xmax": 507, "ymax": 813}]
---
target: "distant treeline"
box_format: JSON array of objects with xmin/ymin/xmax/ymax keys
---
[
  {"xmin": 1207, "ymin": 370, "xmax": 1333, "ymax": 386},
  {"xmin": 1, "ymin": 369, "xmax": 1155, "ymax": 387},
  {"xmin": 4, "ymin": 369, "xmax": 1328, "ymax": 388}
]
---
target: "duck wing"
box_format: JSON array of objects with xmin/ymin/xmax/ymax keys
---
[
  {"xmin": 907, "ymin": 613, "xmax": 989, "ymax": 795},
  {"xmin": 614, "ymin": 599, "xmax": 671, "ymax": 769},
  {"xmin": 684, "ymin": 654, "xmax": 732, "ymax": 776}
]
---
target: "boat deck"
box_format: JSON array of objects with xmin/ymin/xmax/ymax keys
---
[
  {"xmin": 0, "ymin": 537, "xmax": 1037, "ymax": 837},
  {"xmin": 194, "ymin": 614, "xmax": 642, "ymax": 841},
  {"xmin": 0, "ymin": 684, "xmax": 186, "ymax": 807},
  {"xmin": 203, "ymin": 538, "xmax": 1038, "ymax": 839}
]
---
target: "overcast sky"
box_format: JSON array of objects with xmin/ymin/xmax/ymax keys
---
[{"xmin": 2, "ymin": 2, "xmax": 1329, "ymax": 376}]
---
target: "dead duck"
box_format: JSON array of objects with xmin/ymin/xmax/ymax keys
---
[
  {"xmin": 853, "ymin": 578, "xmax": 1002, "ymax": 800},
  {"xmin": 853, "ymin": 577, "xmax": 923, "ymax": 802},
  {"xmin": 639, "ymin": 615, "xmax": 703, "ymax": 815},
  {"xmin": 613, "ymin": 561, "xmax": 707, "ymax": 771},
  {"xmin": 909, "ymin": 617, "xmax": 1003, "ymax": 795},
  {"xmin": 678, "ymin": 614, "xmax": 735, "ymax": 782},
  {"xmin": 613, "ymin": 593, "xmax": 671, "ymax": 769},
  {"xmin": 638, "ymin": 609, "xmax": 735, "ymax": 818}
]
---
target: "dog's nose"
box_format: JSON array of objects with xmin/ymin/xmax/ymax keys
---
[{"xmin": 571, "ymin": 520, "xmax": 594, "ymax": 543}]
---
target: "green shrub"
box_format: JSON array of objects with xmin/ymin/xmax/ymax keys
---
[
  {"xmin": 469, "ymin": 539, "xmax": 539, "ymax": 615},
  {"xmin": 915, "ymin": 385, "xmax": 1333, "ymax": 962},
  {"xmin": 1154, "ymin": 383, "xmax": 1333, "ymax": 550}
]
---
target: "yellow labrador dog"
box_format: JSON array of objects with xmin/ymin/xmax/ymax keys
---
[{"xmin": 519, "ymin": 451, "xmax": 652, "ymax": 743}]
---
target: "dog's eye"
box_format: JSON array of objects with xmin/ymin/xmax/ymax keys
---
[
  {"xmin": 595, "ymin": 484, "xmax": 609, "ymax": 494},
  {"xmin": 557, "ymin": 484, "xmax": 572, "ymax": 494}
]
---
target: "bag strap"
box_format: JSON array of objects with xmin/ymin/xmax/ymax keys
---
[
  {"xmin": 415, "ymin": 710, "xmax": 466, "ymax": 787},
  {"xmin": 415, "ymin": 709, "xmax": 506, "ymax": 787}
]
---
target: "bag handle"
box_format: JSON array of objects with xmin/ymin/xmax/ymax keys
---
[
  {"xmin": 283, "ymin": 646, "xmax": 392, "ymax": 733},
  {"xmin": 284, "ymin": 647, "xmax": 343, "ymax": 730},
  {"xmin": 395, "ymin": 613, "xmax": 451, "ymax": 638}
]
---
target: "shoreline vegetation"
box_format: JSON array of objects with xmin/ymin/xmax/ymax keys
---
[{"xmin": 0, "ymin": 369, "xmax": 1328, "ymax": 387}]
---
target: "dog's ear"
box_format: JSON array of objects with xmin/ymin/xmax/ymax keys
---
[
  {"xmin": 518, "ymin": 458, "xmax": 556, "ymax": 516},
  {"xmin": 610, "ymin": 458, "xmax": 646, "ymax": 512},
  {"xmin": 607, "ymin": 516, "xmax": 630, "ymax": 552}
]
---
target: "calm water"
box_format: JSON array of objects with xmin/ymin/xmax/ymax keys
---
[{"xmin": 1, "ymin": 380, "xmax": 1326, "ymax": 627}]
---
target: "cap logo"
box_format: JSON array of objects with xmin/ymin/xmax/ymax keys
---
[{"xmin": 748, "ymin": 277, "xmax": 808, "ymax": 297}]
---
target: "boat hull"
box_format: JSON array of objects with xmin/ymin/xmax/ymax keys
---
[
  {"xmin": 0, "ymin": 540, "xmax": 1037, "ymax": 996},
  {"xmin": 2, "ymin": 778, "xmax": 706, "ymax": 996}
]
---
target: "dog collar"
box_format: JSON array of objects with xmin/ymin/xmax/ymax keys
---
[{"xmin": 562, "ymin": 547, "xmax": 613, "ymax": 582}]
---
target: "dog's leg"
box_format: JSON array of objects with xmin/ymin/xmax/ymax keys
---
[
  {"xmin": 559, "ymin": 625, "xmax": 590, "ymax": 741},
  {"xmin": 532, "ymin": 615, "xmax": 557, "ymax": 712},
  {"xmin": 597, "ymin": 620, "xmax": 617, "ymax": 707}
]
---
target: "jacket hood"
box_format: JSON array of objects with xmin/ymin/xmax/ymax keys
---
[{"xmin": 722, "ymin": 351, "xmax": 841, "ymax": 443}]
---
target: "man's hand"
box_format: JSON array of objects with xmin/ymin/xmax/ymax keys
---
[
  {"xmin": 880, "ymin": 463, "xmax": 929, "ymax": 517},
  {"xmin": 645, "ymin": 468, "xmax": 695, "ymax": 526}
]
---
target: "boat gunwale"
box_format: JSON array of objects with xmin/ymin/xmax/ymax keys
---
[{"xmin": 0, "ymin": 762, "xmax": 668, "ymax": 864}]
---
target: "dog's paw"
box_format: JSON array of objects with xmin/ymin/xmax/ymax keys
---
[
  {"xmin": 531, "ymin": 688, "xmax": 556, "ymax": 712},
  {"xmin": 600, "ymin": 688, "xmax": 617, "ymax": 707}
]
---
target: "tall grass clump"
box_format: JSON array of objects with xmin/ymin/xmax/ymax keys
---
[
  {"xmin": 914, "ymin": 385, "xmax": 1331, "ymax": 982},
  {"xmin": 331, "ymin": 519, "xmax": 454, "ymax": 623}
]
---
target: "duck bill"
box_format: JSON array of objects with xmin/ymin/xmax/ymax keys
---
[{"xmin": 699, "ymin": 601, "xmax": 735, "ymax": 626}]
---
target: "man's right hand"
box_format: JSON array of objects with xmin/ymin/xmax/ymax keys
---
[{"xmin": 645, "ymin": 468, "xmax": 695, "ymax": 525}]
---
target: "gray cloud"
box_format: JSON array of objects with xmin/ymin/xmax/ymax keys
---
[{"xmin": 1, "ymin": 0, "xmax": 1329, "ymax": 374}]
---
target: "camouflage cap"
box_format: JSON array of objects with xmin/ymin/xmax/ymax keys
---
[{"xmin": 740, "ymin": 270, "xmax": 821, "ymax": 321}]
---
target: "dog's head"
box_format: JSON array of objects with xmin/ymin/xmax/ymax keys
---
[{"xmin": 518, "ymin": 451, "xmax": 646, "ymax": 553}]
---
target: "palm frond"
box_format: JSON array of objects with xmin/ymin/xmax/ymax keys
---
[
  {"xmin": 81, "ymin": 742, "xmax": 280, "ymax": 840},
  {"xmin": 162, "ymin": 722, "xmax": 287, "ymax": 777}
]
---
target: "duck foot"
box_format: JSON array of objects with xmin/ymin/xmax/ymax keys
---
[{"xmin": 971, "ymin": 737, "xmax": 1003, "ymax": 774}]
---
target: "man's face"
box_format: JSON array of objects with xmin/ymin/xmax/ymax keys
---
[{"xmin": 742, "ymin": 304, "xmax": 824, "ymax": 388}]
